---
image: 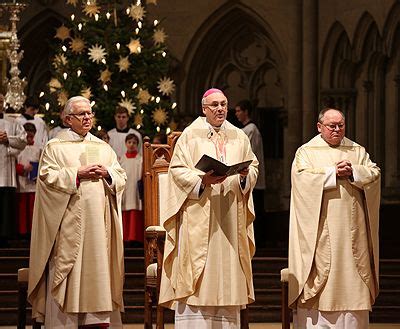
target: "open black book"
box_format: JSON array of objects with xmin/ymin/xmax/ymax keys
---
[{"xmin": 195, "ymin": 154, "xmax": 252, "ymax": 176}]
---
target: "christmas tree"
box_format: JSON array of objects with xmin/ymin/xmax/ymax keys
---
[{"xmin": 41, "ymin": 0, "xmax": 177, "ymax": 138}]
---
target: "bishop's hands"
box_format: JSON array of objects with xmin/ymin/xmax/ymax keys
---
[
  {"xmin": 201, "ymin": 170, "xmax": 227, "ymax": 187},
  {"xmin": 78, "ymin": 164, "xmax": 110, "ymax": 180},
  {"xmin": 336, "ymin": 160, "xmax": 353, "ymax": 179}
]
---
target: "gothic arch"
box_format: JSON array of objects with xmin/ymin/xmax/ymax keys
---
[
  {"xmin": 353, "ymin": 12, "xmax": 381, "ymax": 62},
  {"xmin": 320, "ymin": 21, "xmax": 352, "ymax": 88},
  {"xmin": 331, "ymin": 32, "xmax": 354, "ymax": 88},
  {"xmin": 180, "ymin": 1, "xmax": 286, "ymax": 115},
  {"xmin": 19, "ymin": 9, "xmax": 66, "ymax": 96},
  {"xmin": 383, "ymin": 2, "xmax": 400, "ymax": 60}
]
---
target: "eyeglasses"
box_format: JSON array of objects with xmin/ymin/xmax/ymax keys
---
[
  {"xmin": 203, "ymin": 101, "xmax": 228, "ymax": 111},
  {"xmin": 69, "ymin": 111, "xmax": 95, "ymax": 120},
  {"xmin": 320, "ymin": 123, "xmax": 345, "ymax": 131}
]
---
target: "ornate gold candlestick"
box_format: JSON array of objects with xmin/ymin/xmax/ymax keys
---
[{"xmin": 1, "ymin": 2, "xmax": 27, "ymax": 111}]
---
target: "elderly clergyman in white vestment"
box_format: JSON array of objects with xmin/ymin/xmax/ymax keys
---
[
  {"xmin": 28, "ymin": 96, "xmax": 127, "ymax": 328},
  {"xmin": 289, "ymin": 108, "xmax": 380, "ymax": 328},
  {"xmin": 159, "ymin": 88, "xmax": 258, "ymax": 328}
]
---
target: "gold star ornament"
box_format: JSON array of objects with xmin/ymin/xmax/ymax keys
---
[
  {"xmin": 70, "ymin": 37, "xmax": 85, "ymax": 54},
  {"xmin": 88, "ymin": 44, "xmax": 107, "ymax": 64},
  {"xmin": 118, "ymin": 98, "xmax": 135, "ymax": 115},
  {"xmin": 137, "ymin": 88, "xmax": 151, "ymax": 104},
  {"xmin": 52, "ymin": 54, "xmax": 68, "ymax": 70},
  {"xmin": 157, "ymin": 77, "xmax": 175, "ymax": 96},
  {"xmin": 55, "ymin": 25, "xmax": 71, "ymax": 41},
  {"xmin": 117, "ymin": 56, "xmax": 131, "ymax": 72},
  {"xmin": 127, "ymin": 38, "xmax": 142, "ymax": 54},
  {"xmin": 99, "ymin": 68, "xmax": 112, "ymax": 83},
  {"xmin": 128, "ymin": 4, "xmax": 146, "ymax": 21},
  {"xmin": 153, "ymin": 28, "xmax": 167, "ymax": 45},
  {"xmin": 152, "ymin": 107, "xmax": 168, "ymax": 125},
  {"xmin": 83, "ymin": 1, "xmax": 100, "ymax": 18}
]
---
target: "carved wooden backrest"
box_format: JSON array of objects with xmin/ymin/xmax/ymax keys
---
[
  {"xmin": 143, "ymin": 132, "xmax": 182, "ymax": 228},
  {"xmin": 143, "ymin": 139, "xmax": 171, "ymax": 229}
]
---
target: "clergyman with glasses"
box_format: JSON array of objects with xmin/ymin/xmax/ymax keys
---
[
  {"xmin": 288, "ymin": 108, "xmax": 380, "ymax": 328},
  {"xmin": 28, "ymin": 96, "xmax": 127, "ymax": 327},
  {"xmin": 159, "ymin": 88, "xmax": 259, "ymax": 328}
]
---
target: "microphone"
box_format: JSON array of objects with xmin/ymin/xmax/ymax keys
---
[{"xmin": 207, "ymin": 131, "xmax": 213, "ymax": 139}]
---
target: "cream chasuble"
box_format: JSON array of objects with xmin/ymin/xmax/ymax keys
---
[
  {"xmin": 289, "ymin": 135, "xmax": 380, "ymax": 312},
  {"xmin": 28, "ymin": 129, "xmax": 126, "ymax": 323},
  {"xmin": 159, "ymin": 117, "xmax": 258, "ymax": 309}
]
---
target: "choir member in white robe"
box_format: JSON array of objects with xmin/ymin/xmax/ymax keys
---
[
  {"xmin": 159, "ymin": 88, "xmax": 258, "ymax": 328},
  {"xmin": 28, "ymin": 96, "xmax": 127, "ymax": 328},
  {"xmin": 0, "ymin": 93, "xmax": 27, "ymax": 245},
  {"xmin": 289, "ymin": 108, "xmax": 380, "ymax": 329},
  {"xmin": 15, "ymin": 97, "xmax": 48, "ymax": 149},
  {"xmin": 108, "ymin": 106, "xmax": 142, "ymax": 160},
  {"xmin": 16, "ymin": 122, "xmax": 41, "ymax": 235},
  {"xmin": 119, "ymin": 133, "xmax": 143, "ymax": 243}
]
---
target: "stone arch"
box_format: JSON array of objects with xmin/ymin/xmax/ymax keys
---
[
  {"xmin": 320, "ymin": 21, "xmax": 352, "ymax": 88},
  {"xmin": 353, "ymin": 12, "xmax": 381, "ymax": 62},
  {"xmin": 331, "ymin": 32, "xmax": 354, "ymax": 88},
  {"xmin": 18, "ymin": 9, "xmax": 67, "ymax": 96},
  {"xmin": 382, "ymin": 1, "xmax": 400, "ymax": 59},
  {"xmin": 180, "ymin": 1, "xmax": 286, "ymax": 115}
]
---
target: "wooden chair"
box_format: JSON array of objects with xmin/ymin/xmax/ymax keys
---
[
  {"xmin": 280, "ymin": 267, "xmax": 291, "ymax": 329},
  {"xmin": 143, "ymin": 133, "xmax": 180, "ymax": 329},
  {"xmin": 17, "ymin": 267, "xmax": 41, "ymax": 329}
]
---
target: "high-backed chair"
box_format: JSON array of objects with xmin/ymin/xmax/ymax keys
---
[{"xmin": 143, "ymin": 133, "xmax": 180, "ymax": 329}]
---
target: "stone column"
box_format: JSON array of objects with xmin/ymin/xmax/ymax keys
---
[
  {"xmin": 283, "ymin": 1, "xmax": 303, "ymax": 208},
  {"xmin": 361, "ymin": 80, "xmax": 373, "ymax": 148},
  {"xmin": 302, "ymin": 0, "xmax": 318, "ymax": 142}
]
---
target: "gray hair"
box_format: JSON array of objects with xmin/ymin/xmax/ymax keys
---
[
  {"xmin": 318, "ymin": 108, "xmax": 345, "ymax": 123},
  {"xmin": 64, "ymin": 96, "xmax": 91, "ymax": 115}
]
